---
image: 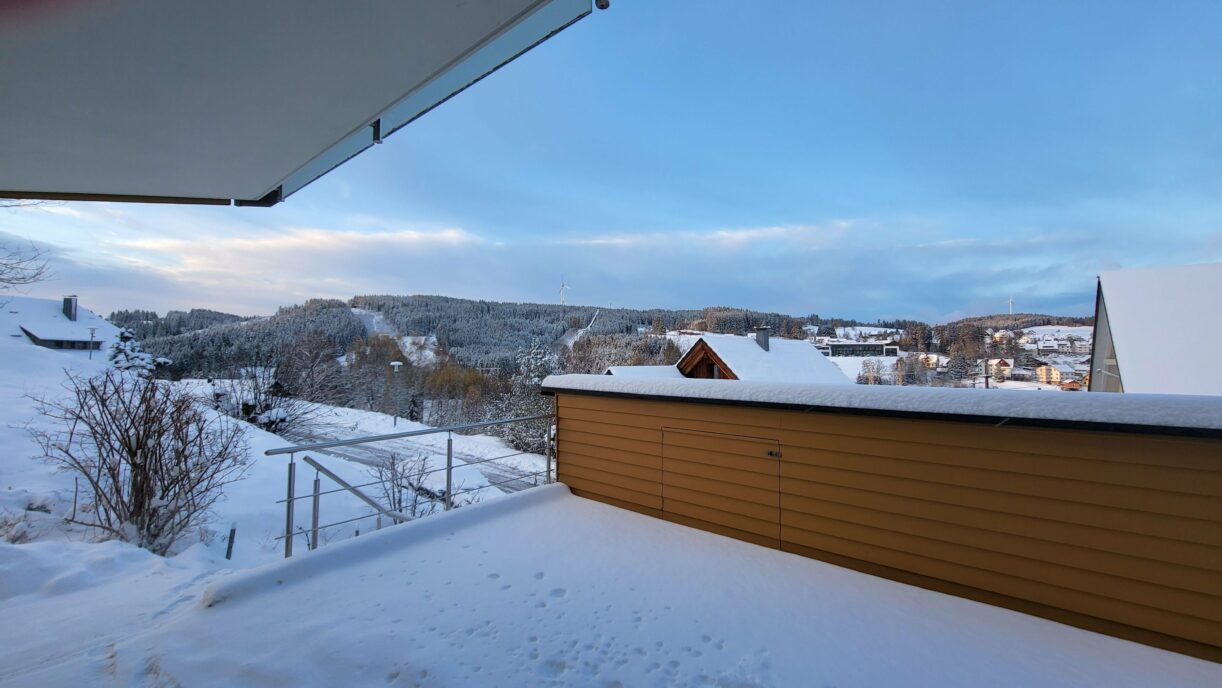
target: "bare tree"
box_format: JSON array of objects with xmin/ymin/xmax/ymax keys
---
[
  {"xmin": 0, "ymin": 199, "xmax": 52, "ymax": 290},
  {"xmin": 275, "ymin": 331, "xmax": 349, "ymax": 405},
  {"xmin": 0, "ymin": 240, "xmax": 48, "ymax": 290},
  {"xmin": 370, "ymin": 453, "xmax": 440, "ymax": 519},
  {"xmin": 31, "ymin": 370, "xmax": 249, "ymax": 555}
]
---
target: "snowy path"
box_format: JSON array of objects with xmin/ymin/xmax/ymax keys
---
[{"xmin": 1, "ymin": 486, "xmax": 1217, "ymax": 687}]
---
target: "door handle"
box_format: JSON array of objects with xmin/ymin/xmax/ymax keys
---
[{"xmin": 767, "ymin": 450, "xmax": 782, "ymax": 458}]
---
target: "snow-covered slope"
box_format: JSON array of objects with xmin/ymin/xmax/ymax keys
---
[
  {"xmin": 1020, "ymin": 325, "xmax": 1093, "ymax": 340},
  {"xmin": 0, "ymin": 485, "xmax": 1216, "ymax": 686}
]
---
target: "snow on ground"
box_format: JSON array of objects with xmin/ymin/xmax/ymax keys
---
[
  {"xmin": 1, "ymin": 321, "xmax": 543, "ymax": 572},
  {"xmin": 556, "ymin": 309, "xmax": 599, "ymax": 350},
  {"xmin": 0, "ymin": 325, "xmax": 111, "ymax": 544},
  {"xmin": 1, "ymin": 485, "xmax": 1217, "ymax": 687},
  {"xmin": 351, "ymin": 307, "xmax": 439, "ymax": 366},
  {"xmin": 828, "ymin": 355, "xmax": 900, "ymax": 381},
  {"xmin": 1021, "ymin": 325, "xmax": 1094, "ymax": 339},
  {"xmin": 1, "ymin": 295, "xmax": 119, "ymax": 348},
  {"xmin": 290, "ymin": 402, "xmax": 548, "ymax": 485},
  {"xmin": 399, "ymin": 334, "xmax": 438, "ymax": 366},
  {"xmin": 995, "ymin": 379, "xmax": 1064, "ymax": 392},
  {"xmin": 351, "ymin": 307, "xmax": 394, "ymax": 337}
]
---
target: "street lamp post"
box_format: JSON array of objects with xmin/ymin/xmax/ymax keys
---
[
  {"xmin": 389, "ymin": 361, "xmax": 404, "ymax": 426},
  {"xmin": 88, "ymin": 327, "xmax": 97, "ymax": 360}
]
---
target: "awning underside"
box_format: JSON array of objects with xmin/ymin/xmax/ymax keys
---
[{"xmin": 0, "ymin": 0, "xmax": 590, "ymax": 206}]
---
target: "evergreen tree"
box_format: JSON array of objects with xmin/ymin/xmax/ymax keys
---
[{"xmin": 108, "ymin": 329, "xmax": 169, "ymax": 377}]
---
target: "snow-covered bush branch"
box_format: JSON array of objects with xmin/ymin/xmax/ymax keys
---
[{"xmin": 31, "ymin": 370, "xmax": 249, "ymax": 555}]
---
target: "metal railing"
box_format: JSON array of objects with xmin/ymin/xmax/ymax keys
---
[{"xmin": 265, "ymin": 413, "xmax": 554, "ymax": 558}]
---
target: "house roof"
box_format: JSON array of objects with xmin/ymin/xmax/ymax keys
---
[
  {"xmin": 603, "ymin": 365, "xmax": 685, "ymax": 379},
  {"xmin": 3, "ymin": 296, "xmax": 119, "ymax": 345},
  {"xmin": 0, "ymin": 0, "xmax": 590, "ymax": 206},
  {"xmin": 677, "ymin": 333, "xmax": 850, "ymax": 385},
  {"xmin": 1099, "ymin": 263, "xmax": 1222, "ymax": 395}
]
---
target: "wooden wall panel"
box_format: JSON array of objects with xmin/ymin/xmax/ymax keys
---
[{"xmin": 552, "ymin": 392, "xmax": 1222, "ymax": 660}]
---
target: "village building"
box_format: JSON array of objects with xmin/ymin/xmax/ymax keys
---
[
  {"xmin": 815, "ymin": 341, "xmax": 900, "ymax": 357},
  {"xmin": 677, "ymin": 329, "xmax": 850, "ymax": 384},
  {"xmin": 986, "ymin": 358, "xmax": 1014, "ymax": 377},
  {"xmin": 7, "ymin": 296, "xmax": 118, "ymax": 352},
  {"xmin": 1089, "ymin": 262, "xmax": 1222, "ymax": 394},
  {"xmin": 1036, "ymin": 362, "xmax": 1077, "ymax": 385}
]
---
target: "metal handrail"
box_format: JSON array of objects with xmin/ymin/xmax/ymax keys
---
[
  {"xmin": 275, "ymin": 450, "xmax": 531, "ymax": 504},
  {"xmin": 451, "ymin": 468, "xmax": 550, "ymax": 497},
  {"xmin": 276, "ymin": 411, "xmax": 556, "ymax": 558},
  {"xmin": 301, "ymin": 455, "xmax": 411, "ymax": 524},
  {"xmin": 264, "ymin": 413, "xmax": 552, "ymax": 456}
]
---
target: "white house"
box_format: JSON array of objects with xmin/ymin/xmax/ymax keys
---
[
  {"xmin": 4, "ymin": 295, "xmax": 119, "ymax": 353},
  {"xmin": 1089, "ymin": 263, "xmax": 1222, "ymax": 394}
]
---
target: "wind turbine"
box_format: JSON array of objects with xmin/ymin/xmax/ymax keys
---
[
  {"xmin": 559, "ymin": 277, "xmax": 570, "ymax": 306},
  {"xmin": 1008, "ymin": 296, "xmax": 1014, "ymax": 315}
]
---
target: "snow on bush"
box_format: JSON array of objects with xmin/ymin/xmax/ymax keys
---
[{"xmin": 30, "ymin": 369, "xmax": 248, "ymax": 555}]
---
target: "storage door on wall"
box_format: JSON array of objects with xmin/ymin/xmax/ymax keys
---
[{"xmin": 661, "ymin": 428, "xmax": 781, "ymax": 548}]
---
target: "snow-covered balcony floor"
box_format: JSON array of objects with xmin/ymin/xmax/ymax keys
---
[{"xmin": 3, "ymin": 485, "xmax": 1219, "ymax": 687}]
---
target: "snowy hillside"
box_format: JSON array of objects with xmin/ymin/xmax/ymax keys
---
[
  {"xmin": 0, "ymin": 321, "xmax": 545, "ymax": 567},
  {"xmin": 352, "ymin": 307, "xmax": 439, "ymax": 366},
  {"xmin": 1020, "ymin": 325, "xmax": 1093, "ymax": 339}
]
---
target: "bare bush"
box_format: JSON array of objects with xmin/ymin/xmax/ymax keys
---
[
  {"xmin": 212, "ymin": 365, "xmax": 322, "ymax": 435},
  {"xmin": 31, "ymin": 370, "xmax": 249, "ymax": 555},
  {"xmin": 370, "ymin": 454, "xmax": 440, "ymax": 519}
]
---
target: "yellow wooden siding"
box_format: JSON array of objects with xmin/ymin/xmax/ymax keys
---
[{"xmin": 553, "ymin": 391, "xmax": 1222, "ymax": 660}]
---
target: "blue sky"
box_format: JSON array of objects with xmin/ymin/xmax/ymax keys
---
[{"xmin": 3, "ymin": 1, "xmax": 1220, "ymax": 322}]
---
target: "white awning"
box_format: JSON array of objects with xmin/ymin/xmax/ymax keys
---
[{"xmin": 0, "ymin": 0, "xmax": 591, "ymax": 206}]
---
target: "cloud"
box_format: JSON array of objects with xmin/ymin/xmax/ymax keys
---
[{"xmin": 2, "ymin": 201, "xmax": 1211, "ymax": 323}]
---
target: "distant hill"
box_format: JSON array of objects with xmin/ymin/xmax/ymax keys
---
[
  {"xmin": 108, "ymin": 308, "xmax": 250, "ymax": 339},
  {"xmin": 945, "ymin": 313, "xmax": 1093, "ymax": 331},
  {"xmin": 139, "ymin": 299, "xmax": 364, "ymax": 378}
]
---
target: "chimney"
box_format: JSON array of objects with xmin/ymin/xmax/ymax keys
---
[
  {"xmin": 62, "ymin": 295, "xmax": 78, "ymax": 321},
  {"xmin": 755, "ymin": 326, "xmax": 770, "ymax": 351}
]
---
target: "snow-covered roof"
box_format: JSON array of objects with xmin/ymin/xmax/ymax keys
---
[
  {"xmin": 603, "ymin": 365, "xmax": 685, "ymax": 379},
  {"xmin": 2, "ymin": 296, "xmax": 119, "ymax": 345},
  {"xmin": 541, "ymin": 374, "xmax": 1222, "ymax": 434},
  {"xmin": 1100, "ymin": 263, "xmax": 1222, "ymax": 395},
  {"xmin": 684, "ymin": 333, "xmax": 850, "ymax": 385}
]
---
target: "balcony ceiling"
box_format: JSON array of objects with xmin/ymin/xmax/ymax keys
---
[{"xmin": 0, "ymin": 0, "xmax": 590, "ymax": 206}]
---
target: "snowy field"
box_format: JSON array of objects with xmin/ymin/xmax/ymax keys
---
[
  {"xmin": 1021, "ymin": 325, "xmax": 1094, "ymax": 339},
  {"xmin": 828, "ymin": 355, "xmax": 900, "ymax": 381},
  {"xmin": 1, "ymin": 485, "xmax": 1217, "ymax": 687}
]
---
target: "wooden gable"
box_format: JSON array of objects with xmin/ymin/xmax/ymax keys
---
[{"xmin": 675, "ymin": 339, "xmax": 738, "ymax": 380}]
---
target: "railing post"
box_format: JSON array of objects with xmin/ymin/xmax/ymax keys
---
[
  {"xmin": 310, "ymin": 470, "xmax": 321, "ymax": 551},
  {"xmin": 544, "ymin": 423, "xmax": 554, "ymax": 485},
  {"xmin": 284, "ymin": 455, "xmax": 296, "ymax": 558},
  {"xmin": 445, "ymin": 433, "xmax": 454, "ymax": 511}
]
